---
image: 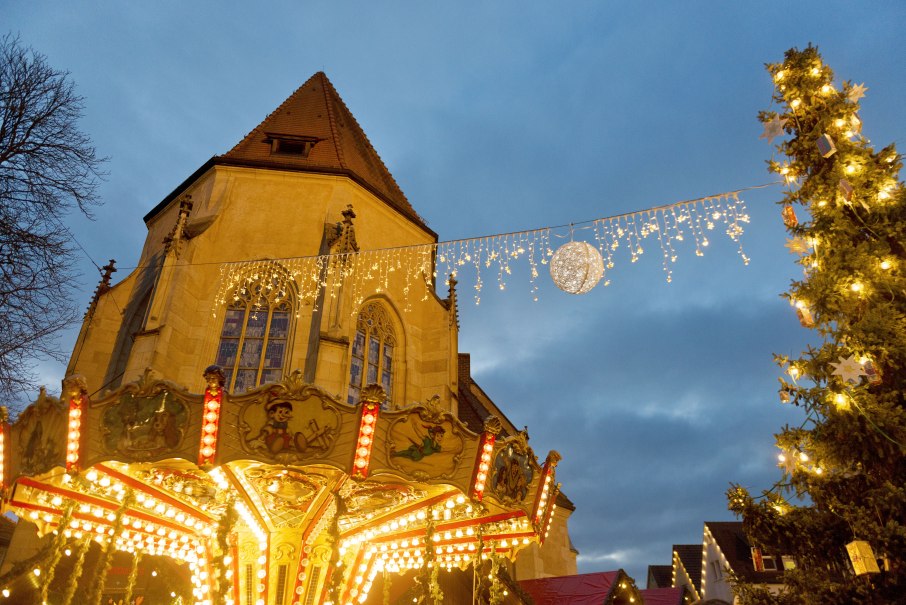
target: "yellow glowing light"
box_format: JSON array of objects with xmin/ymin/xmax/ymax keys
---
[
  {"xmin": 850, "ymin": 282, "xmax": 863, "ymax": 293},
  {"xmin": 880, "ymin": 260, "xmax": 892, "ymax": 270},
  {"xmin": 845, "ymin": 164, "xmax": 856, "ymax": 174},
  {"xmin": 774, "ymin": 70, "xmax": 785, "ymax": 81},
  {"xmin": 821, "ymin": 84, "xmax": 833, "ymax": 95},
  {"xmin": 834, "ymin": 393, "xmax": 848, "ymax": 408},
  {"xmin": 790, "ymin": 99, "xmax": 801, "ymax": 109}
]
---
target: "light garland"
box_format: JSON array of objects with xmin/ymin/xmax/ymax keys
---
[{"xmin": 212, "ymin": 191, "xmax": 753, "ymax": 316}]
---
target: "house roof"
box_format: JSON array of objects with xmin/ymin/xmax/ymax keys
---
[
  {"xmin": 705, "ymin": 521, "xmax": 783, "ymax": 584},
  {"xmin": 144, "ymin": 72, "xmax": 435, "ymax": 238},
  {"xmin": 519, "ymin": 570, "xmax": 641, "ymax": 605},
  {"xmin": 673, "ymin": 544, "xmax": 702, "ymax": 593},
  {"xmin": 646, "ymin": 564, "xmax": 673, "ymax": 589}
]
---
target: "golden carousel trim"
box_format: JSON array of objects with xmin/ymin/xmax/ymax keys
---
[{"xmin": 0, "ymin": 368, "xmax": 561, "ymax": 605}]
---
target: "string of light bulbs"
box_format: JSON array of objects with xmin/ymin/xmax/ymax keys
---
[{"xmin": 211, "ymin": 184, "xmax": 775, "ymax": 317}]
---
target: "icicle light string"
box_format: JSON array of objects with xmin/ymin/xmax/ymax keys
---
[{"xmin": 211, "ymin": 185, "xmax": 773, "ymax": 317}]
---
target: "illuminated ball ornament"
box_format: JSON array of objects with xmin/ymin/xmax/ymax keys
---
[{"xmin": 549, "ymin": 241, "xmax": 604, "ymax": 294}]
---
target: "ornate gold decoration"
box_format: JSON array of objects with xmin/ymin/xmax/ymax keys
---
[
  {"xmin": 483, "ymin": 415, "xmax": 503, "ymax": 436},
  {"xmin": 360, "ymin": 384, "xmax": 386, "ymax": 405}
]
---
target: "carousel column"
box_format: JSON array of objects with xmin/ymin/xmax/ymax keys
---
[
  {"xmin": 62, "ymin": 374, "xmax": 89, "ymax": 473},
  {"xmin": 198, "ymin": 366, "xmax": 226, "ymax": 467},
  {"xmin": 469, "ymin": 416, "xmax": 502, "ymax": 502}
]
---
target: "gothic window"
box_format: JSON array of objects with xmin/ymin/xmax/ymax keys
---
[
  {"xmin": 215, "ymin": 267, "xmax": 294, "ymax": 393},
  {"xmin": 348, "ymin": 302, "xmax": 396, "ymax": 405}
]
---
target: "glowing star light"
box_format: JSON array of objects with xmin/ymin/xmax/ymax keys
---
[
  {"xmin": 784, "ymin": 236, "xmax": 811, "ymax": 255},
  {"xmin": 830, "ymin": 354, "xmax": 867, "ymax": 384},
  {"xmin": 760, "ymin": 114, "xmax": 788, "ymax": 144},
  {"xmin": 847, "ymin": 83, "xmax": 868, "ymax": 103}
]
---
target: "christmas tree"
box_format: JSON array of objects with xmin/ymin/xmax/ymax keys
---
[{"xmin": 727, "ymin": 46, "xmax": 905, "ymax": 604}]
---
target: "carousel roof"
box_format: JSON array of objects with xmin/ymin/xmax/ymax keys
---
[{"xmin": 1, "ymin": 369, "xmax": 562, "ymax": 605}]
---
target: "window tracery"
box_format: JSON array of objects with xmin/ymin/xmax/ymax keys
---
[
  {"xmin": 348, "ymin": 302, "xmax": 396, "ymax": 405},
  {"xmin": 215, "ymin": 266, "xmax": 295, "ymax": 392}
]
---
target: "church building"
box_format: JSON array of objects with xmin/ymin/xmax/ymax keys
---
[{"xmin": 0, "ymin": 73, "xmax": 577, "ymax": 604}]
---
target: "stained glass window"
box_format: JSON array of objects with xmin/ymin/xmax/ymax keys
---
[
  {"xmin": 215, "ymin": 267, "xmax": 293, "ymax": 392},
  {"xmin": 348, "ymin": 302, "xmax": 396, "ymax": 405}
]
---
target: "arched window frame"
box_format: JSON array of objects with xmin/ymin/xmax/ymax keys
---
[
  {"xmin": 215, "ymin": 265, "xmax": 296, "ymax": 393},
  {"xmin": 348, "ymin": 301, "xmax": 398, "ymax": 406}
]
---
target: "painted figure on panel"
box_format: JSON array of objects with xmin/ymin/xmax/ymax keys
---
[
  {"xmin": 491, "ymin": 432, "xmax": 534, "ymax": 503},
  {"xmin": 391, "ymin": 424, "xmax": 445, "ymax": 461},
  {"xmin": 242, "ymin": 397, "xmax": 338, "ymax": 461},
  {"xmin": 102, "ymin": 391, "xmax": 188, "ymax": 460},
  {"xmin": 16, "ymin": 388, "xmax": 66, "ymax": 475},
  {"xmin": 387, "ymin": 411, "xmax": 464, "ymax": 479}
]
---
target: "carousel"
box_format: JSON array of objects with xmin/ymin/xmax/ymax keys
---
[{"xmin": 0, "ymin": 365, "xmax": 561, "ymax": 605}]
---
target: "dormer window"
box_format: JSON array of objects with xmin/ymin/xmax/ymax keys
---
[{"xmin": 264, "ymin": 132, "xmax": 320, "ymax": 157}]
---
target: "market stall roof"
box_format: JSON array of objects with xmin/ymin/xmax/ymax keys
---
[{"xmin": 519, "ymin": 570, "xmax": 642, "ymax": 605}]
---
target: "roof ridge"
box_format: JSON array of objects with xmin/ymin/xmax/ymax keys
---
[
  {"xmin": 318, "ymin": 73, "xmax": 412, "ymax": 211},
  {"xmin": 319, "ymin": 72, "xmax": 345, "ymax": 168}
]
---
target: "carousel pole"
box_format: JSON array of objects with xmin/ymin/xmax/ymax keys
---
[
  {"xmin": 88, "ymin": 489, "xmax": 133, "ymax": 605},
  {"xmin": 38, "ymin": 502, "xmax": 76, "ymax": 603},
  {"xmin": 60, "ymin": 537, "xmax": 93, "ymax": 605},
  {"xmin": 122, "ymin": 550, "xmax": 142, "ymax": 605}
]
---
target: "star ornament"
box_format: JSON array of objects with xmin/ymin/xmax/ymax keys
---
[
  {"xmin": 760, "ymin": 114, "xmax": 788, "ymax": 144},
  {"xmin": 848, "ymin": 82, "xmax": 868, "ymax": 102},
  {"xmin": 785, "ymin": 236, "xmax": 811, "ymax": 255},
  {"xmin": 830, "ymin": 354, "xmax": 867, "ymax": 384}
]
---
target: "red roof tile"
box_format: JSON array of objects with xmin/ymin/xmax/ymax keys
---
[{"xmin": 222, "ymin": 72, "xmax": 430, "ymax": 235}]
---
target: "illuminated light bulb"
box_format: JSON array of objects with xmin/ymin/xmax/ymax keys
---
[
  {"xmin": 799, "ymin": 452, "xmax": 809, "ymax": 462},
  {"xmin": 850, "ymin": 282, "xmax": 863, "ymax": 293},
  {"xmin": 790, "ymin": 99, "xmax": 801, "ymax": 109},
  {"xmin": 774, "ymin": 70, "xmax": 785, "ymax": 81},
  {"xmin": 834, "ymin": 393, "xmax": 848, "ymax": 407},
  {"xmin": 777, "ymin": 453, "xmax": 786, "ymax": 463},
  {"xmin": 880, "ymin": 260, "xmax": 892, "ymax": 270},
  {"xmin": 821, "ymin": 84, "xmax": 833, "ymax": 95},
  {"xmin": 33, "ymin": 569, "xmax": 41, "ymax": 577},
  {"xmin": 815, "ymin": 467, "xmax": 823, "ymax": 475}
]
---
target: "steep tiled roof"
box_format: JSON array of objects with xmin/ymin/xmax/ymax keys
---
[
  {"xmin": 223, "ymin": 73, "xmax": 428, "ymax": 231},
  {"xmin": 706, "ymin": 521, "xmax": 784, "ymax": 584},
  {"xmin": 647, "ymin": 564, "xmax": 673, "ymax": 589},
  {"xmin": 673, "ymin": 544, "xmax": 702, "ymax": 593},
  {"xmin": 145, "ymin": 73, "xmax": 434, "ymax": 237}
]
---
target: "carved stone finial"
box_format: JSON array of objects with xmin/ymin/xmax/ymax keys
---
[
  {"xmin": 546, "ymin": 450, "xmax": 562, "ymax": 467},
  {"xmin": 84, "ymin": 259, "xmax": 117, "ymax": 318},
  {"xmin": 327, "ymin": 204, "xmax": 359, "ymax": 255},
  {"xmin": 359, "ymin": 383, "xmax": 387, "ymax": 405},
  {"xmin": 447, "ymin": 275, "xmax": 459, "ymax": 328},
  {"xmin": 163, "ymin": 194, "xmax": 194, "ymax": 257}
]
